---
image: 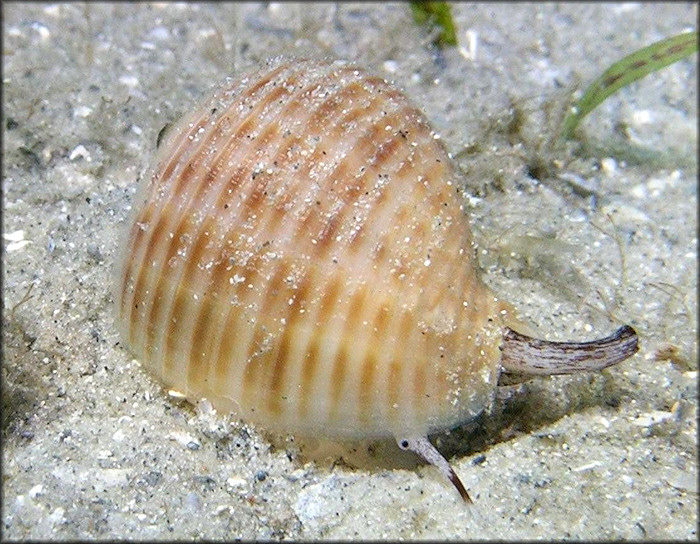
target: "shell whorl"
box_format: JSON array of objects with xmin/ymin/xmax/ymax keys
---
[{"xmin": 115, "ymin": 58, "xmax": 511, "ymax": 439}]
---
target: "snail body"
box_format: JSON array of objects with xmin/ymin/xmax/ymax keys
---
[{"xmin": 115, "ymin": 57, "xmax": 638, "ymax": 502}]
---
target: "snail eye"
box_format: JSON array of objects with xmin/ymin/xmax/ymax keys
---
[
  {"xmin": 156, "ymin": 121, "xmax": 173, "ymax": 149},
  {"xmin": 399, "ymin": 439, "xmax": 410, "ymax": 450}
]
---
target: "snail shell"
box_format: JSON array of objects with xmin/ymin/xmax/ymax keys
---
[
  {"xmin": 115, "ymin": 57, "xmax": 638, "ymax": 502},
  {"xmin": 117, "ymin": 57, "xmax": 512, "ymax": 438}
]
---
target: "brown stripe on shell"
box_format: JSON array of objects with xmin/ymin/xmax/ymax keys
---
[
  {"xmin": 328, "ymin": 341, "xmax": 350, "ymax": 425},
  {"xmin": 236, "ymin": 258, "xmax": 296, "ymax": 409},
  {"xmin": 297, "ymin": 273, "xmax": 343, "ymax": 419},
  {"xmin": 327, "ymin": 282, "xmax": 369, "ymax": 424},
  {"xmin": 263, "ymin": 270, "xmax": 313, "ymax": 416},
  {"xmin": 386, "ymin": 310, "xmax": 414, "ymax": 425},
  {"xmin": 187, "ymin": 291, "xmax": 218, "ymax": 393},
  {"xmin": 358, "ymin": 348, "xmax": 379, "ymax": 427},
  {"xmin": 357, "ymin": 302, "xmax": 392, "ymax": 427}
]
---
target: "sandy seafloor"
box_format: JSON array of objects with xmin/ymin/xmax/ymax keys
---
[{"xmin": 2, "ymin": 2, "xmax": 697, "ymax": 540}]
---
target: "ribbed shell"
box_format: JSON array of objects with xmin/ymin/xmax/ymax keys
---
[{"xmin": 115, "ymin": 57, "xmax": 514, "ymax": 439}]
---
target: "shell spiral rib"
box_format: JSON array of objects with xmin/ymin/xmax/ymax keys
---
[{"xmin": 115, "ymin": 57, "xmax": 514, "ymax": 439}]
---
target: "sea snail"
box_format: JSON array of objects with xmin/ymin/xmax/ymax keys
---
[{"xmin": 115, "ymin": 57, "xmax": 639, "ymax": 503}]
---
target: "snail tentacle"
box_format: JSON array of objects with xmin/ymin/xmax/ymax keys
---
[
  {"xmin": 500, "ymin": 325, "xmax": 639, "ymax": 376},
  {"xmin": 397, "ymin": 436, "xmax": 472, "ymax": 503}
]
